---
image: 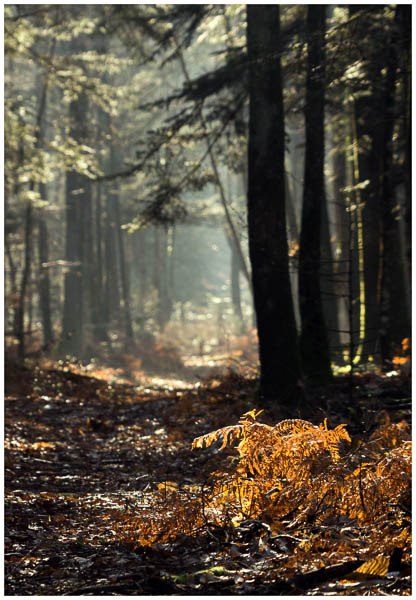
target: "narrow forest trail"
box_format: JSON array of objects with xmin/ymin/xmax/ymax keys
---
[
  {"xmin": 4, "ymin": 361, "xmax": 254, "ymax": 595},
  {"xmin": 5, "ymin": 360, "xmax": 411, "ymax": 595}
]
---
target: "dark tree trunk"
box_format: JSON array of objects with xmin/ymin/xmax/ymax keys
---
[
  {"xmin": 226, "ymin": 173, "xmax": 244, "ymax": 333},
  {"xmin": 113, "ymin": 188, "xmax": 135, "ymax": 346},
  {"xmin": 92, "ymin": 183, "xmax": 108, "ymax": 341},
  {"xmin": 298, "ymin": 5, "xmax": 332, "ymax": 383},
  {"xmin": 285, "ymin": 171, "xmax": 301, "ymax": 330},
  {"xmin": 353, "ymin": 97, "xmax": 382, "ymax": 362},
  {"xmin": 230, "ymin": 239, "xmax": 244, "ymax": 333},
  {"xmin": 320, "ymin": 188, "xmax": 340, "ymax": 357},
  {"xmin": 60, "ymin": 94, "xmax": 88, "ymax": 357},
  {"xmin": 61, "ymin": 171, "xmax": 85, "ymax": 356},
  {"xmin": 134, "ymin": 228, "xmax": 148, "ymax": 330},
  {"xmin": 83, "ymin": 176, "xmax": 100, "ymax": 355},
  {"xmin": 16, "ymin": 199, "xmax": 33, "ymax": 361},
  {"xmin": 379, "ymin": 6, "xmax": 410, "ymax": 360},
  {"xmin": 37, "ymin": 183, "xmax": 53, "ymax": 349},
  {"xmin": 153, "ymin": 226, "xmax": 173, "ymax": 330},
  {"xmin": 330, "ymin": 125, "xmax": 350, "ymax": 355},
  {"xmin": 395, "ymin": 5, "xmax": 411, "ymax": 268},
  {"xmin": 103, "ymin": 188, "xmax": 120, "ymax": 329},
  {"xmin": 16, "ymin": 71, "xmax": 49, "ymax": 360},
  {"xmin": 246, "ymin": 5, "xmax": 301, "ymax": 406},
  {"xmin": 285, "ymin": 171, "xmax": 299, "ymax": 247},
  {"xmin": 348, "ymin": 5, "xmax": 384, "ymax": 363}
]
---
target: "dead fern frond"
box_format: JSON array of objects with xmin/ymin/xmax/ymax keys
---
[{"xmin": 115, "ymin": 407, "xmax": 410, "ymax": 565}]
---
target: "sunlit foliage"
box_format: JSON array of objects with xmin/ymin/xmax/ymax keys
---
[{"xmin": 113, "ymin": 409, "xmax": 410, "ymax": 576}]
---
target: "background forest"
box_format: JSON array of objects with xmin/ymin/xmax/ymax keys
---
[
  {"xmin": 4, "ymin": 4, "xmax": 411, "ymax": 395},
  {"xmin": 4, "ymin": 4, "xmax": 412, "ymax": 596}
]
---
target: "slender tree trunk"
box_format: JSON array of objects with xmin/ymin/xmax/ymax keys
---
[
  {"xmin": 320, "ymin": 187, "xmax": 340, "ymax": 356},
  {"xmin": 16, "ymin": 69, "xmax": 49, "ymax": 360},
  {"xmin": 246, "ymin": 5, "xmax": 301, "ymax": 406},
  {"xmin": 92, "ymin": 183, "xmax": 108, "ymax": 341},
  {"xmin": 226, "ymin": 171, "xmax": 244, "ymax": 332},
  {"xmin": 330, "ymin": 125, "xmax": 350, "ymax": 355},
  {"xmin": 60, "ymin": 93, "xmax": 89, "ymax": 357},
  {"xmin": 103, "ymin": 188, "xmax": 120, "ymax": 329},
  {"xmin": 83, "ymin": 177, "xmax": 100, "ymax": 355},
  {"xmin": 16, "ymin": 199, "xmax": 33, "ymax": 360},
  {"xmin": 37, "ymin": 182, "xmax": 53, "ymax": 349},
  {"xmin": 153, "ymin": 227, "xmax": 162, "ymax": 327},
  {"xmin": 113, "ymin": 185, "xmax": 135, "ymax": 345},
  {"xmin": 298, "ymin": 5, "xmax": 332, "ymax": 383},
  {"xmin": 153, "ymin": 226, "xmax": 173, "ymax": 330},
  {"xmin": 347, "ymin": 5, "xmax": 384, "ymax": 362},
  {"xmin": 134, "ymin": 228, "xmax": 147, "ymax": 330},
  {"xmin": 5, "ymin": 237, "xmax": 19, "ymax": 337},
  {"xmin": 285, "ymin": 170, "xmax": 301, "ymax": 331},
  {"xmin": 379, "ymin": 6, "xmax": 409, "ymax": 360},
  {"xmin": 61, "ymin": 171, "xmax": 85, "ymax": 356},
  {"xmin": 231, "ymin": 240, "xmax": 244, "ymax": 332}
]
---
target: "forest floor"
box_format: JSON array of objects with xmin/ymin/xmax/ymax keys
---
[{"xmin": 4, "ymin": 346, "xmax": 412, "ymax": 596}]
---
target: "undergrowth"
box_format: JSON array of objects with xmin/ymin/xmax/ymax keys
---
[{"xmin": 114, "ymin": 409, "xmax": 411, "ymax": 572}]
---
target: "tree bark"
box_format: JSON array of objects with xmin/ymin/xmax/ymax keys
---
[
  {"xmin": 246, "ymin": 5, "xmax": 301, "ymax": 406},
  {"xmin": 103, "ymin": 187, "xmax": 121, "ymax": 329},
  {"xmin": 378, "ymin": 6, "xmax": 410, "ymax": 360},
  {"xmin": 298, "ymin": 5, "xmax": 332, "ymax": 383},
  {"xmin": 37, "ymin": 182, "xmax": 54, "ymax": 349},
  {"xmin": 16, "ymin": 67, "xmax": 49, "ymax": 360},
  {"xmin": 60, "ymin": 93, "xmax": 88, "ymax": 357},
  {"xmin": 113, "ymin": 185, "xmax": 135, "ymax": 345}
]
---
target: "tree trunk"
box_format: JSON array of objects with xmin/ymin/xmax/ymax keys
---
[
  {"xmin": 37, "ymin": 182, "xmax": 54, "ymax": 349},
  {"xmin": 246, "ymin": 5, "xmax": 301, "ymax": 406},
  {"xmin": 113, "ymin": 187, "xmax": 135, "ymax": 346},
  {"xmin": 5, "ymin": 234, "xmax": 19, "ymax": 338},
  {"xmin": 231, "ymin": 239, "xmax": 244, "ymax": 333},
  {"xmin": 102, "ymin": 183, "xmax": 121, "ymax": 334},
  {"xmin": 330, "ymin": 124, "xmax": 350, "ymax": 356},
  {"xmin": 83, "ymin": 176, "xmax": 100, "ymax": 356},
  {"xmin": 92, "ymin": 183, "xmax": 108, "ymax": 341},
  {"xmin": 60, "ymin": 94, "xmax": 88, "ymax": 357},
  {"xmin": 16, "ymin": 199, "xmax": 33, "ymax": 361},
  {"xmin": 226, "ymin": 171, "xmax": 244, "ymax": 333},
  {"xmin": 153, "ymin": 226, "xmax": 173, "ymax": 330},
  {"xmin": 16, "ymin": 69, "xmax": 49, "ymax": 360},
  {"xmin": 298, "ymin": 5, "xmax": 332, "ymax": 383},
  {"xmin": 134, "ymin": 227, "xmax": 148, "ymax": 331},
  {"xmin": 379, "ymin": 6, "xmax": 410, "ymax": 360},
  {"xmin": 320, "ymin": 186, "xmax": 340, "ymax": 357}
]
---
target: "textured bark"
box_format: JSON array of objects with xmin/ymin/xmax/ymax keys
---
[
  {"xmin": 103, "ymin": 189, "xmax": 120, "ymax": 327},
  {"xmin": 92, "ymin": 183, "xmax": 108, "ymax": 341},
  {"xmin": 320, "ymin": 188, "xmax": 340, "ymax": 356},
  {"xmin": 398, "ymin": 6, "xmax": 411, "ymax": 261},
  {"xmin": 83, "ymin": 176, "xmax": 102, "ymax": 354},
  {"xmin": 247, "ymin": 5, "xmax": 301, "ymax": 405},
  {"xmin": 113, "ymin": 191, "xmax": 135, "ymax": 345},
  {"xmin": 153, "ymin": 226, "xmax": 173, "ymax": 330},
  {"xmin": 16, "ymin": 198, "xmax": 33, "ymax": 361},
  {"xmin": 353, "ymin": 95, "xmax": 382, "ymax": 361},
  {"xmin": 378, "ymin": 6, "xmax": 410, "ymax": 360},
  {"xmin": 298, "ymin": 5, "xmax": 332, "ymax": 383},
  {"xmin": 17, "ymin": 71, "xmax": 49, "ymax": 360},
  {"xmin": 60, "ymin": 93, "xmax": 88, "ymax": 357},
  {"xmin": 230, "ymin": 239, "xmax": 244, "ymax": 333},
  {"xmin": 348, "ymin": 5, "xmax": 383, "ymax": 362},
  {"xmin": 37, "ymin": 183, "xmax": 53, "ymax": 348},
  {"xmin": 134, "ymin": 228, "xmax": 148, "ymax": 327}
]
